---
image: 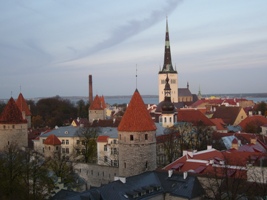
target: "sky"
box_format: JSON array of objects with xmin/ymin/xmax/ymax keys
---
[{"xmin": 0, "ymin": 0, "xmax": 267, "ymax": 99}]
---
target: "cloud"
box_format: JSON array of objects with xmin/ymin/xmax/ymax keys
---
[{"xmin": 69, "ymin": 0, "xmax": 183, "ymax": 61}]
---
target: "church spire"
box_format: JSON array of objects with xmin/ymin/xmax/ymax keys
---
[{"xmin": 160, "ymin": 17, "xmax": 176, "ymax": 73}]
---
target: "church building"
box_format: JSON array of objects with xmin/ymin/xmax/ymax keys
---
[{"xmin": 158, "ymin": 19, "xmax": 195, "ymax": 105}]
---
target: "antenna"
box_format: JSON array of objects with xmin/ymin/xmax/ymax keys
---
[
  {"xmin": 136, "ymin": 64, "xmax": 138, "ymax": 89},
  {"xmin": 11, "ymin": 91, "xmax": 12, "ymax": 97},
  {"xmin": 20, "ymin": 85, "xmax": 21, "ymax": 93}
]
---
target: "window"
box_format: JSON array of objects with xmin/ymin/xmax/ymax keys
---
[
  {"xmin": 164, "ymin": 117, "xmax": 167, "ymax": 123},
  {"xmin": 104, "ymin": 156, "xmax": 108, "ymax": 162},
  {"xmin": 82, "ymin": 140, "xmax": 85, "ymax": 145},
  {"xmin": 161, "ymin": 80, "xmax": 165, "ymax": 84},
  {"xmin": 42, "ymin": 139, "xmax": 45, "ymax": 144},
  {"xmin": 3, "ymin": 125, "xmax": 5, "ymax": 129},
  {"xmin": 66, "ymin": 148, "xmax": 69, "ymax": 154},
  {"xmin": 114, "ymin": 139, "xmax": 117, "ymax": 144},
  {"xmin": 62, "ymin": 148, "xmax": 65, "ymax": 153},
  {"xmin": 66, "ymin": 140, "xmax": 69, "ymax": 145},
  {"xmin": 124, "ymin": 162, "xmax": 126, "ymax": 168},
  {"xmin": 104, "ymin": 145, "xmax": 107, "ymax": 151},
  {"xmin": 170, "ymin": 117, "xmax": 172, "ymax": 122},
  {"xmin": 76, "ymin": 140, "xmax": 80, "ymax": 145},
  {"xmin": 62, "ymin": 140, "xmax": 65, "ymax": 144},
  {"xmin": 12, "ymin": 125, "xmax": 15, "ymax": 129},
  {"xmin": 114, "ymin": 160, "xmax": 118, "ymax": 167},
  {"xmin": 145, "ymin": 134, "xmax": 148, "ymax": 140},
  {"xmin": 111, "ymin": 148, "xmax": 117, "ymax": 155},
  {"xmin": 130, "ymin": 135, "xmax": 134, "ymax": 141},
  {"xmin": 56, "ymin": 146, "xmax": 58, "ymax": 150}
]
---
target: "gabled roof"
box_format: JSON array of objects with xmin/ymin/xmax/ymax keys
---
[
  {"xmin": 178, "ymin": 88, "xmax": 192, "ymax": 97},
  {"xmin": 44, "ymin": 134, "xmax": 61, "ymax": 145},
  {"xmin": 118, "ymin": 89, "xmax": 156, "ymax": 132},
  {"xmin": 0, "ymin": 97, "xmax": 27, "ymax": 124},
  {"xmin": 177, "ymin": 109, "xmax": 215, "ymax": 126},
  {"xmin": 16, "ymin": 93, "xmax": 31, "ymax": 116},
  {"xmin": 89, "ymin": 95, "xmax": 106, "ymax": 110},
  {"xmin": 212, "ymin": 106, "xmax": 245, "ymax": 125}
]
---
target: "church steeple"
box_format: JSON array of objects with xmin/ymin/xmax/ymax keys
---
[{"xmin": 160, "ymin": 17, "xmax": 176, "ymax": 73}]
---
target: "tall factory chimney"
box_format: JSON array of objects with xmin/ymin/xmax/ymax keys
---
[{"xmin": 89, "ymin": 74, "xmax": 93, "ymax": 105}]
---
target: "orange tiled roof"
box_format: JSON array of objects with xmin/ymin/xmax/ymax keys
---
[
  {"xmin": 0, "ymin": 97, "xmax": 27, "ymax": 124},
  {"xmin": 118, "ymin": 89, "xmax": 156, "ymax": 132},
  {"xmin": 97, "ymin": 135, "xmax": 109, "ymax": 142},
  {"xmin": 16, "ymin": 93, "xmax": 31, "ymax": 116},
  {"xmin": 177, "ymin": 109, "xmax": 215, "ymax": 126},
  {"xmin": 89, "ymin": 95, "xmax": 105, "ymax": 110},
  {"xmin": 44, "ymin": 134, "xmax": 61, "ymax": 145}
]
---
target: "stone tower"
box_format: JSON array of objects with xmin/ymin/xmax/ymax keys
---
[
  {"xmin": 88, "ymin": 95, "xmax": 106, "ymax": 123},
  {"xmin": 16, "ymin": 93, "xmax": 32, "ymax": 128},
  {"xmin": 118, "ymin": 89, "xmax": 157, "ymax": 177},
  {"xmin": 0, "ymin": 97, "xmax": 28, "ymax": 151},
  {"xmin": 43, "ymin": 134, "xmax": 61, "ymax": 158},
  {"xmin": 158, "ymin": 18, "xmax": 178, "ymax": 103}
]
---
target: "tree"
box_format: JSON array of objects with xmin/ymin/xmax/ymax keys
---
[
  {"xmin": 0, "ymin": 145, "xmax": 54, "ymax": 200},
  {"xmin": 76, "ymin": 99, "xmax": 89, "ymax": 118},
  {"xmin": 0, "ymin": 101, "xmax": 6, "ymax": 114},
  {"xmin": 75, "ymin": 126, "xmax": 99, "ymax": 163},
  {"xmin": 32, "ymin": 115, "xmax": 45, "ymax": 128},
  {"xmin": 254, "ymin": 101, "xmax": 267, "ymax": 116}
]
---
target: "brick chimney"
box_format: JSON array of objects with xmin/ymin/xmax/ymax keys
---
[{"xmin": 89, "ymin": 74, "xmax": 93, "ymax": 105}]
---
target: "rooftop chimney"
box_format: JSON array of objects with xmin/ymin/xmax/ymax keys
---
[{"xmin": 89, "ymin": 74, "xmax": 93, "ymax": 105}]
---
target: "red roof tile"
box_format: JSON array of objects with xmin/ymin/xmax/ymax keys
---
[
  {"xmin": 16, "ymin": 93, "xmax": 31, "ymax": 116},
  {"xmin": 118, "ymin": 89, "xmax": 156, "ymax": 132},
  {"xmin": 89, "ymin": 95, "xmax": 106, "ymax": 110},
  {"xmin": 0, "ymin": 97, "xmax": 27, "ymax": 124},
  {"xmin": 177, "ymin": 109, "xmax": 215, "ymax": 126},
  {"xmin": 44, "ymin": 134, "xmax": 61, "ymax": 145},
  {"xmin": 212, "ymin": 106, "xmax": 245, "ymax": 125},
  {"xmin": 238, "ymin": 115, "xmax": 267, "ymax": 130},
  {"xmin": 210, "ymin": 118, "xmax": 227, "ymax": 131},
  {"xmin": 97, "ymin": 135, "xmax": 109, "ymax": 142}
]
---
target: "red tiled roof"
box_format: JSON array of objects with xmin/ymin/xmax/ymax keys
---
[
  {"xmin": 212, "ymin": 106, "xmax": 244, "ymax": 125},
  {"xmin": 97, "ymin": 135, "xmax": 109, "ymax": 142},
  {"xmin": 118, "ymin": 89, "xmax": 156, "ymax": 132},
  {"xmin": 238, "ymin": 115, "xmax": 267, "ymax": 130},
  {"xmin": 89, "ymin": 95, "xmax": 105, "ymax": 110},
  {"xmin": 44, "ymin": 134, "xmax": 61, "ymax": 145},
  {"xmin": 16, "ymin": 93, "xmax": 31, "ymax": 116},
  {"xmin": 210, "ymin": 118, "xmax": 227, "ymax": 130},
  {"xmin": 0, "ymin": 97, "xmax": 27, "ymax": 124},
  {"xmin": 177, "ymin": 109, "xmax": 215, "ymax": 126}
]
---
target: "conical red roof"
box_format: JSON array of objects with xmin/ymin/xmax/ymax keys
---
[
  {"xmin": 44, "ymin": 134, "xmax": 61, "ymax": 145},
  {"xmin": 0, "ymin": 97, "xmax": 27, "ymax": 124},
  {"xmin": 16, "ymin": 93, "xmax": 32, "ymax": 116},
  {"xmin": 118, "ymin": 89, "xmax": 156, "ymax": 132}
]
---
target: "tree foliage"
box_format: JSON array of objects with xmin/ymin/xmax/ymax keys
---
[
  {"xmin": 75, "ymin": 126, "xmax": 99, "ymax": 163},
  {"xmin": 0, "ymin": 145, "xmax": 54, "ymax": 200}
]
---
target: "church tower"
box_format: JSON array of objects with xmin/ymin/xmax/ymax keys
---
[
  {"xmin": 158, "ymin": 18, "xmax": 178, "ymax": 103},
  {"xmin": 118, "ymin": 89, "xmax": 157, "ymax": 177}
]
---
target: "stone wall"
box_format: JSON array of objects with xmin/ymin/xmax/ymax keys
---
[
  {"xmin": 118, "ymin": 130, "xmax": 157, "ymax": 177},
  {"xmin": 0, "ymin": 123, "xmax": 28, "ymax": 151},
  {"xmin": 89, "ymin": 110, "xmax": 106, "ymax": 122},
  {"xmin": 74, "ymin": 163, "xmax": 119, "ymax": 188}
]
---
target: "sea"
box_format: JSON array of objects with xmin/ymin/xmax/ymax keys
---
[{"xmin": 104, "ymin": 93, "xmax": 267, "ymax": 106}]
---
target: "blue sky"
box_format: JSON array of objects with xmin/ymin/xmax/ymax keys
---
[{"xmin": 0, "ymin": 0, "xmax": 267, "ymax": 99}]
